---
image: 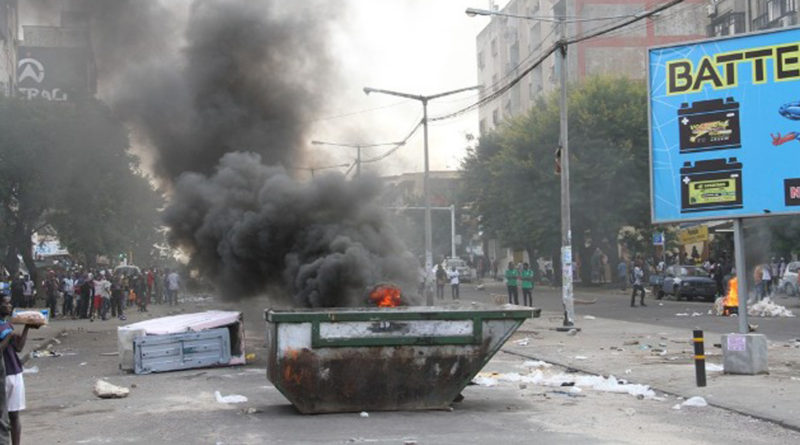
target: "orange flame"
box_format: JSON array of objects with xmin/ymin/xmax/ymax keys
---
[
  {"xmin": 724, "ymin": 276, "xmax": 738, "ymax": 307},
  {"xmin": 368, "ymin": 284, "xmax": 402, "ymax": 308}
]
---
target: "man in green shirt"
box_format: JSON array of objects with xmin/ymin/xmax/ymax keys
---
[
  {"xmin": 520, "ymin": 263, "xmax": 534, "ymax": 306},
  {"xmin": 505, "ymin": 262, "xmax": 519, "ymax": 305}
]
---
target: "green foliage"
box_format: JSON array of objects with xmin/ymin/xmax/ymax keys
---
[
  {"xmin": 461, "ymin": 76, "xmax": 650, "ymax": 257},
  {"xmin": 0, "ymin": 97, "xmax": 164, "ymax": 274}
]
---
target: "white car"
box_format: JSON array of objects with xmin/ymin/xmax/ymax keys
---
[
  {"xmin": 442, "ymin": 258, "xmax": 475, "ymax": 283},
  {"xmin": 779, "ymin": 261, "xmax": 800, "ymax": 296}
]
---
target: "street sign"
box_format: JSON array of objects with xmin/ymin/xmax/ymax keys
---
[
  {"xmin": 648, "ymin": 27, "xmax": 800, "ymax": 223},
  {"xmin": 652, "ymin": 231, "xmax": 664, "ymax": 246}
]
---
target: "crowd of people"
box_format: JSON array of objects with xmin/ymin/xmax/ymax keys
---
[{"xmin": 1, "ymin": 267, "xmax": 181, "ymax": 322}]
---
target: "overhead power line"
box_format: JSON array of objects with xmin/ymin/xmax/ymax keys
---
[{"xmin": 430, "ymin": 0, "xmax": 686, "ymax": 123}]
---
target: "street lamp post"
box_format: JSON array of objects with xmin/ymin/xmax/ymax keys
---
[
  {"xmin": 311, "ymin": 140, "xmax": 404, "ymax": 177},
  {"xmin": 363, "ymin": 85, "xmax": 481, "ymax": 305},
  {"xmin": 466, "ymin": 7, "xmax": 574, "ymax": 325}
]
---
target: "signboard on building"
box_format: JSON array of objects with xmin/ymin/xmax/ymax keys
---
[
  {"xmin": 652, "ymin": 231, "xmax": 664, "ymax": 246},
  {"xmin": 17, "ymin": 46, "xmax": 90, "ymax": 101},
  {"xmin": 648, "ymin": 27, "xmax": 800, "ymax": 223},
  {"xmin": 677, "ymin": 225, "xmax": 708, "ymax": 245}
]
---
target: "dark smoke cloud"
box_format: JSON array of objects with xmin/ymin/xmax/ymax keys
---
[
  {"xmin": 52, "ymin": 0, "xmax": 422, "ymax": 305},
  {"xmin": 93, "ymin": 0, "xmax": 338, "ymax": 181},
  {"xmin": 164, "ymin": 152, "xmax": 419, "ymax": 307}
]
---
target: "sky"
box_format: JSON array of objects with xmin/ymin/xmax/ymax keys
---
[{"xmin": 300, "ymin": 0, "xmax": 500, "ymax": 178}]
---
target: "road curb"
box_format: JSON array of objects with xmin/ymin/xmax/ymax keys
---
[{"xmin": 500, "ymin": 347, "xmax": 800, "ymax": 434}]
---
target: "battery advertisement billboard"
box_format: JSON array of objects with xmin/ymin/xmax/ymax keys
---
[{"xmin": 648, "ymin": 27, "xmax": 800, "ymax": 223}]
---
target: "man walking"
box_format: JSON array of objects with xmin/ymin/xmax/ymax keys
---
[
  {"xmin": 0, "ymin": 293, "xmax": 33, "ymax": 445},
  {"xmin": 505, "ymin": 262, "xmax": 519, "ymax": 305},
  {"xmin": 630, "ymin": 261, "xmax": 646, "ymax": 307},
  {"xmin": 520, "ymin": 263, "xmax": 534, "ymax": 306}
]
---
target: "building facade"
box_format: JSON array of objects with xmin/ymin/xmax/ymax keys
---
[
  {"xmin": 0, "ymin": 0, "xmax": 18, "ymax": 96},
  {"xmin": 708, "ymin": 0, "xmax": 798, "ymax": 37},
  {"xmin": 476, "ymin": 0, "xmax": 707, "ymax": 133}
]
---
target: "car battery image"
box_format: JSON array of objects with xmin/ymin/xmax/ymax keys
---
[
  {"xmin": 680, "ymin": 157, "xmax": 743, "ymax": 213},
  {"xmin": 678, "ymin": 98, "xmax": 741, "ymax": 153}
]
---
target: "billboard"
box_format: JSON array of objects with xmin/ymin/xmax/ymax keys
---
[
  {"xmin": 17, "ymin": 46, "xmax": 91, "ymax": 102},
  {"xmin": 648, "ymin": 27, "xmax": 800, "ymax": 223}
]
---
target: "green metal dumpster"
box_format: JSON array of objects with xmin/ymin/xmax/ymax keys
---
[{"xmin": 264, "ymin": 304, "xmax": 536, "ymax": 413}]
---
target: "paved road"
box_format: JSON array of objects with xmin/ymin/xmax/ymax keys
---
[{"xmin": 457, "ymin": 281, "xmax": 800, "ymax": 341}]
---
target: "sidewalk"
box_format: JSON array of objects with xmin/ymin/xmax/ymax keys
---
[{"xmin": 502, "ymin": 310, "xmax": 800, "ymax": 431}]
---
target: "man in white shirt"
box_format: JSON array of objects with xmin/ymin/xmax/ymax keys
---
[
  {"xmin": 447, "ymin": 266, "xmax": 460, "ymax": 300},
  {"xmin": 166, "ymin": 270, "xmax": 180, "ymax": 306}
]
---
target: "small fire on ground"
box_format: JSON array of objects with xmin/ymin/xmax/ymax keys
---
[
  {"xmin": 368, "ymin": 284, "xmax": 402, "ymax": 308},
  {"xmin": 722, "ymin": 276, "xmax": 738, "ymax": 316}
]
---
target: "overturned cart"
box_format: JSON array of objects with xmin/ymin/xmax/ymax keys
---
[{"xmin": 265, "ymin": 304, "xmax": 535, "ymax": 413}]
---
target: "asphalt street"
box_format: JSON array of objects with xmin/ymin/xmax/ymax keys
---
[{"xmin": 17, "ymin": 289, "xmax": 800, "ymax": 444}]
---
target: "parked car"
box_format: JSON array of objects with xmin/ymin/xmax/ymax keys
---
[
  {"xmin": 779, "ymin": 261, "xmax": 800, "ymax": 296},
  {"xmin": 442, "ymin": 258, "xmax": 475, "ymax": 283},
  {"xmin": 657, "ymin": 265, "xmax": 717, "ymax": 301}
]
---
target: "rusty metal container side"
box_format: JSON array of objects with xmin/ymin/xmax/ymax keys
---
[{"xmin": 264, "ymin": 305, "xmax": 534, "ymax": 414}]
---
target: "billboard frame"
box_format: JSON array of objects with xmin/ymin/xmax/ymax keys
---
[{"xmin": 647, "ymin": 25, "xmax": 800, "ymax": 225}]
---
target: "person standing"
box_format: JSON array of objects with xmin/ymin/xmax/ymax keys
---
[
  {"xmin": 434, "ymin": 264, "xmax": 447, "ymax": 300},
  {"xmin": 8, "ymin": 276, "xmax": 23, "ymax": 311},
  {"xmin": 21, "ymin": 277, "xmax": 33, "ymax": 310},
  {"xmin": 520, "ymin": 263, "xmax": 534, "ymax": 306},
  {"xmin": 630, "ymin": 261, "xmax": 646, "ymax": 307},
  {"xmin": 448, "ymin": 266, "xmax": 460, "ymax": 300},
  {"xmin": 61, "ymin": 273, "xmax": 75, "ymax": 318},
  {"xmin": 617, "ymin": 260, "xmax": 628, "ymax": 291},
  {"xmin": 166, "ymin": 269, "xmax": 180, "ymax": 306},
  {"xmin": 505, "ymin": 262, "xmax": 519, "ymax": 305},
  {"xmin": 0, "ymin": 294, "xmax": 33, "ymax": 445}
]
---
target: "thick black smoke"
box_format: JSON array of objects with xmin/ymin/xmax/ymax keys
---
[
  {"xmin": 164, "ymin": 152, "xmax": 419, "ymax": 306},
  {"xmin": 42, "ymin": 0, "xmax": 421, "ymax": 305}
]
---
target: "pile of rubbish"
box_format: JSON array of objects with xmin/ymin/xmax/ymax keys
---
[
  {"xmin": 747, "ymin": 298, "xmax": 795, "ymax": 318},
  {"xmin": 473, "ymin": 360, "xmax": 657, "ymax": 400}
]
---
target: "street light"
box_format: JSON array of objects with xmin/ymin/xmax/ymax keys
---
[
  {"xmin": 363, "ymin": 85, "xmax": 481, "ymax": 305},
  {"xmin": 466, "ymin": 6, "xmax": 576, "ymax": 326},
  {"xmin": 311, "ymin": 140, "xmax": 405, "ymax": 177}
]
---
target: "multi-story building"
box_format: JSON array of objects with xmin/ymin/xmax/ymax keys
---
[
  {"xmin": 17, "ymin": 7, "xmax": 94, "ymax": 102},
  {"xmin": 708, "ymin": 0, "xmax": 798, "ymax": 36},
  {"xmin": 0, "ymin": 0, "xmax": 18, "ymax": 96},
  {"xmin": 476, "ymin": 0, "xmax": 707, "ymax": 133}
]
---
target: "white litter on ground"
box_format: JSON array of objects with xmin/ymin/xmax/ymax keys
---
[
  {"xmin": 705, "ymin": 363, "xmax": 724, "ymax": 372},
  {"xmin": 691, "ymin": 312, "xmax": 703, "ymax": 317},
  {"xmin": 521, "ymin": 360, "xmax": 552, "ymax": 369},
  {"xmin": 674, "ymin": 396, "xmax": 708, "ymax": 409},
  {"xmin": 513, "ymin": 337, "xmax": 530, "ymax": 346},
  {"xmin": 214, "ymin": 391, "xmax": 248, "ymax": 404},
  {"xmin": 359, "ymin": 411, "xmax": 369, "ymax": 418},
  {"xmin": 574, "ymin": 355, "xmax": 588, "ymax": 360},
  {"xmin": 22, "ymin": 366, "xmax": 38, "ymax": 374},
  {"xmin": 747, "ymin": 298, "xmax": 795, "ymax": 317},
  {"xmin": 583, "ymin": 315, "xmax": 596, "ymax": 320},
  {"xmin": 473, "ymin": 369, "xmax": 657, "ymax": 399},
  {"xmin": 675, "ymin": 313, "xmax": 689, "ymax": 317}
]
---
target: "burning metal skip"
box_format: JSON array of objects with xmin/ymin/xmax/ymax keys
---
[{"xmin": 264, "ymin": 304, "xmax": 535, "ymax": 413}]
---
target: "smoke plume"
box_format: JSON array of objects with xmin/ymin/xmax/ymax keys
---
[{"xmin": 46, "ymin": 0, "xmax": 421, "ymax": 305}]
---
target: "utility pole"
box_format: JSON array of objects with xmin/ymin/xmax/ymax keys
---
[
  {"xmin": 310, "ymin": 140, "xmax": 403, "ymax": 178},
  {"xmin": 558, "ymin": 16, "xmax": 575, "ymax": 327}
]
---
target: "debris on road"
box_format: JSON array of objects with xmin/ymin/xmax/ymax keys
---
[
  {"xmin": 513, "ymin": 337, "xmax": 530, "ymax": 346},
  {"xmin": 583, "ymin": 315, "xmax": 596, "ymax": 320},
  {"xmin": 521, "ymin": 360, "xmax": 552, "ymax": 369},
  {"xmin": 675, "ymin": 313, "xmax": 689, "ymax": 317},
  {"xmin": 359, "ymin": 411, "xmax": 369, "ymax": 418},
  {"xmin": 93, "ymin": 380, "xmax": 130, "ymax": 399},
  {"xmin": 31, "ymin": 350, "xmax": 61, "ymax": 358},
  {"xmin": 214, "ymin": 391, "xmax": 247, "ymax": 404},
  {"xmin": 99, "ymin": 352, "xmax": 119, "ymax": 356},
  {"xmin": 704, "ymin": 363, "xmax": 723, "ymax": 372},
  {"xmin": 473, "ymin": 368, "xmax": 657, "ymax": 399},
  {"xmin": 673, "ymin": 396, "xmax": 708, "ymax": 410},
  {"xmin": 22, "ymin": 366, "xmax": 38, "ymax": 374},
  {"xmin": 748, "ymin": 298, "xmax": 795, "ymax": 317}
]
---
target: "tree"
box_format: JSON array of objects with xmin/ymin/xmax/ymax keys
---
[
  {"xmin": 461, "ymin": 76, "xmax": 650, "ymax": 279},
  {"xmin": 0, "ymin": 97, "xmax": 163, "ymax": 284}
]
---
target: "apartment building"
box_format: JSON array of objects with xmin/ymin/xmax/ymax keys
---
[
  {"xmin": 708, "ymin": 0, "xmax": 798, "ymax": 36},
  {"xmin": 476, "ymin": 0, "xmax": 707, "ymax": 133}
]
